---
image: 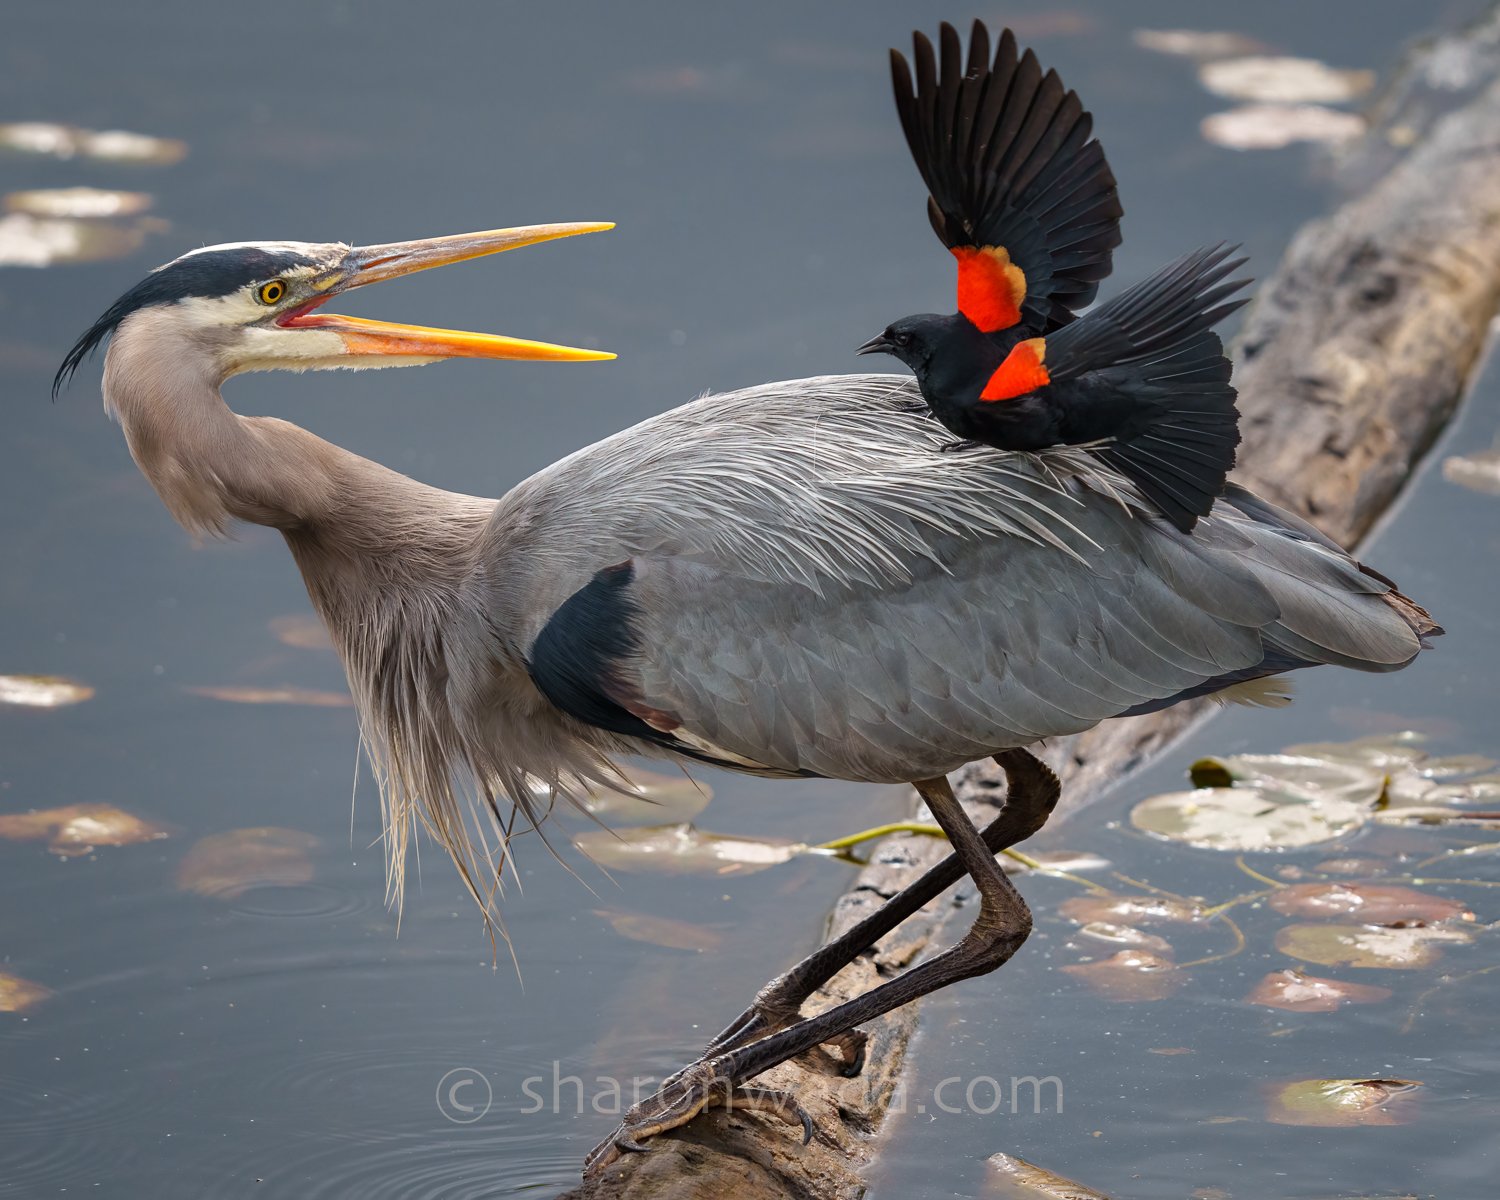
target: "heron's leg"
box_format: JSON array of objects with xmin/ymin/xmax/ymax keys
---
[
  {"xmin": 583, "ymin": 765, "xmax": 1047, "ymax": 1177},
  {"xmin": 702, "ymin": 750, "xmax": 1058, "ymax": 1069}
]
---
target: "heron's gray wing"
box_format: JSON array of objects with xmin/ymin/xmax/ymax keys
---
[
  {"xmin": 529, "ymin": 487, "xmax": 1422, "ymax": 784},
  {"xmin": 505, "ymin": 376, "xmax": 1426, "ymax": 784}
]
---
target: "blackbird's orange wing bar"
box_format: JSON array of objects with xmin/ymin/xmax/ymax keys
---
[{"xmin": 890, "ymin": 22, "xmax": 1123, "ymax": 337}]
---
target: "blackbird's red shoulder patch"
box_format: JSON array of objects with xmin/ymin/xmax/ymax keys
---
[
  {"xmin": 953, "ymin": 245, "xmax": 1027, "ymax": 334},
  {"xmin": 980, "ymin": 337, "xmax": 1050, "ymax": 401}
]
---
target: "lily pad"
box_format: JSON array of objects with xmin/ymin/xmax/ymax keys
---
[
  {"xmin": 184, "ymin": 684, "xmax": 352, "ymax": 708},
  {"xmin": 0, "ymin": 212, "xmax": 159, "ymax": 267},
  {"xmin": 1198, "ymin": 56, "xmax": 1374, "ymax": 104},
  {"xmin": 987, "ymin": 1151, "xmax": 1114, "ymax": 1198},
  {"xmin": 1189, "ymin": 752, "xmax": 1387, "ymax": 804},
  {"xmin": 0, "ymin": 803, "xmax": 169, "ymax": 856},
  {"xmin": 574, "ymin": 767, "xmax": 713, "ymax": 824},
  {"xmin": 0, "ymin": 674, "xmax": 94, "ymax": 708},
  {"xmin": 0, "ymin": 122, "xmax": 187, "ymax": 165},
  {"xmin": 1245, "ymin": 969, "xmax": 1392, "ymax": 1012},
  {"xmin": 176, "ymin": 827, "xmax": 318, "ymax": 899},
  {"xmin": 1268, "ymin": 882, "xmax": 1471, "ymax": 925},
  {"xmin": 1059, "ymin": 893, "xmax": 1204, "ymax": 926},
  {"xmin": 1275, "ymin": 922, "xmax": 1472, "ymax": 969},
  {"xmin": 0, "ymin": 972, "xmax": 53, "ymax": 1013},
  {"xmin": 5, "ymin": 187, "xmax": 153, "ymax": 218},
  {"xmin": 1060, "ymin": 950, "xmax": 1184, "ymax": 1002},
  {"xmin": 1201, "ymin": 104, "xmax": 1365, "ymax": 151},
  {"xmin": 1265, "ymin": 1078, "xmax": 1421, "ymax": 1127},
  {"xmin": 1133, "ymin": 29, "xmax": 1268, "ymax": 61},
  {"xmin": 1131, "ymin": 786, "xmax": 1367, "ymax": 851},
  {"xmin": 1075, "ymin": 922, "xmax": 1174, "ymax": 956},
  {"xmin": 573, "ymin": 822, "xmax": 804, "ymax": 876},
  {"xmin": 594, "ymin": 908, "xmax": 721, "ymax": 952}
]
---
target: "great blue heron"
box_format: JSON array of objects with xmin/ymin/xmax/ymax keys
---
[{"xmin": 54, "ymin": 23, "xmax": 1439, "ymax": 1177}]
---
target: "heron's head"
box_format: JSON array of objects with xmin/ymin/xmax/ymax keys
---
[{"xmin": 54, "ymin": 222, "xmax": 614, "ymax": 396}]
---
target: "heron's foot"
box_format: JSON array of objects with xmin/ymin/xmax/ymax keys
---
[
  {"xmin": 581, "ymin": 1061, "xmax": 813, "ymax": 1177},
  {"xmin": 939, "ymin": 438, "xmax": 982, "ymax": 453}
]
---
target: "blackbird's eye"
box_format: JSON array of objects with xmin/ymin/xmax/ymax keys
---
[{"xmin": 892, "ymin": 329, "xmax": 913, "ymax": 348}]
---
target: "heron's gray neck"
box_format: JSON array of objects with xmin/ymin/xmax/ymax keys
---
[{"xmin": 101, "ymin": 317, "xmax": 498, "ymax": 645}]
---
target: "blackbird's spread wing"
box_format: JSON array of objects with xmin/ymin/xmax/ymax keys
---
[
  {"xmin": 891, "ymin": 20, "xmax": 1122, "ymax": 336},
  {"xmin": 1046, "ymin": 243, "xmax": 1252, "ymax": 532}
]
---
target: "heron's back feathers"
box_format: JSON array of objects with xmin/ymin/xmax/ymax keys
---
[{"xmin": 492, "ymin": 374, "xmax": 1437, "ymax": 785}]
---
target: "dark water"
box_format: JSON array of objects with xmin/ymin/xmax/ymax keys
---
[{"xmin": 2, "ymin": 2, "xmax": 1495, "ymax": 1196}]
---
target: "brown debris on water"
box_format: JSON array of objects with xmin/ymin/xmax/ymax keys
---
[
  {"xmin": 1245, "ymin": 968, "xmax": 1393, "ymax": 1012},
  {"xmin": 0, "ymin": 803, "xmax": 169, "ymax": 856}
]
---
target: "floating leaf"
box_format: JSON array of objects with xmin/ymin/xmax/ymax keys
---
[
  {"xmin": 1060, "ymin": 950, "xmax": 1184, "ymax": 1002},
  {"xmin": 184, "ymin": 684, "xmax": 351, "ymax": 708},
  {"xmin": 1282, "ymin": 732, "xmax": 1428, "ymax": 770},
  {"xmin": 1020, "ymin": 849, "xmax": 1110, "ymax": 873},
  {"xmin": 1189, "ymin": 752, "xmax": 1385, "ymax": 804},
  {"xmin": 1133, "ymin": 29, "xmax": 1268, "ymax": 61},
  {"xmin": 987, "ymin": 1151, "xmax": 1113, "ymax": 1198},
  {"xmin": 1132, "ymin": 786, "xmax": 1366, "ymax": 851},
  {"xmin": 267, "ymin": 614, "xmax": 334, "ymax": 651},
  {"xmin": 176, "ymin": 827, "xmax": 318, "ymax": 899},
  {"xmin": 1246, "ymin": 969, "xmax": 1392, "ymax": 1012},
  {"xmin": 1265, "ymin": 1078, "xmax": 1421, "ymax": 1127},
  {"xmin": 1059, "ymin": 893, "xmax": 1205, "ymax": 926},
  {"xmin": 1275, "ymin": 922, "xmax": 1472, "ymax": 969},
  {"xmin": 573, "ymin": 822, "xmax": 804, "ymax": 876},
  {"xmin": 5, "ymin": 187, "xmax": 153, "ymax": 218},
  {"xmin": 593, "ymin": 908, "xmax": 721, "ymax": 952},
  {"xmin": 1199, "ymin": 57, "xmax": 1374, "ymax": 104},
  {"xmin": 1188, "ymin": 735, "xmax": 1498, "ymax": 832},
  {"xmin": 1201, "ymin": 104, "xmax": 1365, "ymax": 150},
  {"xmin": 1268, "ymin": 882, "xmax": 1471, "ymax": 925},
  {"xmin": 573, "ymin": 767, "xmax": 713, "ymax": 824},
  {"xmin": 1443, "ymin": 448, "xmax": 1500, "ymax": 496},
  {"xmin": 0, "ymin": 972, "xmax": 52, "ymax": 1013},
  {"xmin": 0, "ymin": 122, "xmax": 187, "ymax": 165},
  {"xmin": 1075, "ymin": 922, "xmax": 1174, "ymax": 956},
  {"xmin": 0, "ymin": 674, "xmax": 94, "ymax": 708},
  {"xmin": 0, "ymin": 803, "xmax": 169, "ymax": 856},
  {"xmin": 0, "ymin": 212, "xmax": 159, "ymax": 267}
]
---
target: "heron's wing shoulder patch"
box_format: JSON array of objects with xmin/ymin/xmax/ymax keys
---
[{"xmin": 526, "ymin": 560, "xmax": 797, "ymax": 774}]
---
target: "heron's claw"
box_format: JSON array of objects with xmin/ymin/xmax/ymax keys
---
[{"xmin": 580, "ymin": 1061, "xmax": 815, "ymax": 1178}]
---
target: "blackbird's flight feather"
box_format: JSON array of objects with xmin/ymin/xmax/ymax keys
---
[
  {"xmin": 1048, "ymin": 244, "xmax": 1252, "ymax": 532},
  {"xmin": 891, "ymin": 20, "xmax": 1122, "ymax": 334}
]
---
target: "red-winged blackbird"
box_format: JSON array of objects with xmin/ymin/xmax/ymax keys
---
[{"xmin": 859, "ymin": 22, "xmax": 1250, "ymax": 534}]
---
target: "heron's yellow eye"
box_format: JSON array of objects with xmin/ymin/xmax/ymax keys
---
[{"xmin": 257, "ymin": 280, "xmax": 287, "ymax": 305}]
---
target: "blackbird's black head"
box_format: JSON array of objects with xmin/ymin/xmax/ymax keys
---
[{"xmin": 856, "ymin": 313, "xmax": 951, "ymax": 374}]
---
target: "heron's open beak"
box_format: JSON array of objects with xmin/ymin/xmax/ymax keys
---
[{"xmin": 278, "ymin": 222, "xmax": 615, "ymax": 362}]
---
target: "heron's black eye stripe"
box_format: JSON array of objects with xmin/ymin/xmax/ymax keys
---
[{"xmin": 257, "ymin": 280, "xmax": 287, "ymax": 305}]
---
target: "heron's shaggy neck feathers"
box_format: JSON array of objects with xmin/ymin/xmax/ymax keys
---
[{"xmin": 101, "ymin": 311, "xmax": 569, "ymax": 922}]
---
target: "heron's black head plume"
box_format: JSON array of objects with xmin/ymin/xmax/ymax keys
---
[{"xmin": 53, "ymin": 245, "xmax": 319, "ymax": 399}]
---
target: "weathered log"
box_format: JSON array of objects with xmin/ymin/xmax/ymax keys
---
[{"xmin": 563, "ymin": 41, "xmax": 1500, "ymax": 1200}]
